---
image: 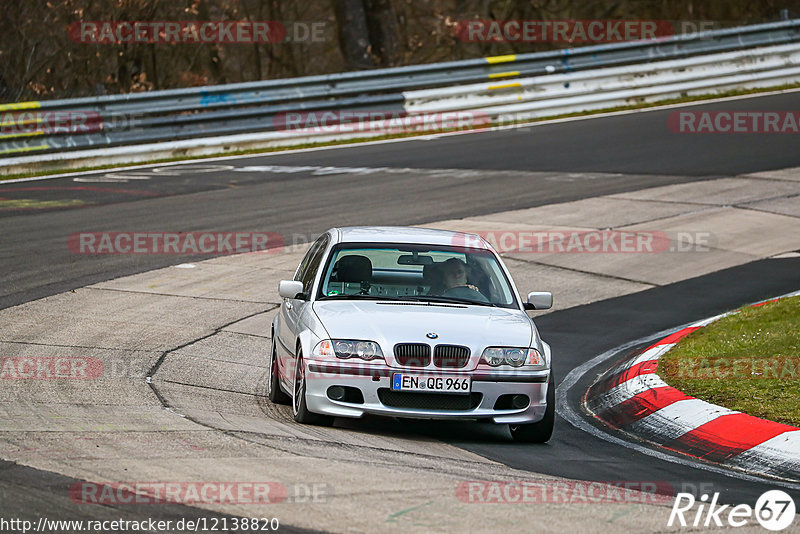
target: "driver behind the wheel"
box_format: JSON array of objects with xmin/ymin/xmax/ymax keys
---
[{"xmin": 441, "ymin": 258, "xmax": 480, "ymax": 293}]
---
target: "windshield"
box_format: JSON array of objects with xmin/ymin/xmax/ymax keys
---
[{"xmin": 317, "ymin": 243, "xmax": 518, "ymax": 308}]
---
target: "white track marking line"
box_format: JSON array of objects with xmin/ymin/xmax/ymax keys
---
[
  {"xmin": 73, "ymin": 171, "xmax": 155, "ymax": 183},
  {"xmin": 151, "ymin": 164, "xmax": 235, "ymax": 175}
]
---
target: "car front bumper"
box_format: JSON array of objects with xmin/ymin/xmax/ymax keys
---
[{"xmin": 303, "ymin": 360, "xmax": 550, "ymax": 424}]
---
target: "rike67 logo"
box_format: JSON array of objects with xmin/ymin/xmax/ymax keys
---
[{"xmin": 669, "ymin": 490, "xmax": 796, "ymax": 531}]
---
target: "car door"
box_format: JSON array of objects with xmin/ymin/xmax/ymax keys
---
[{"xmin": 277, "ymin": 234, "xmax": 329, "ymax": 378}]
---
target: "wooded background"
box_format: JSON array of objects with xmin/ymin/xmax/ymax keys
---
[{"xmin": 1, "ymin": 0, "xmax": 797, "ymax": 103}]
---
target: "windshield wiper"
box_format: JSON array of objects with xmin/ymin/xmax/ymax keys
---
[
  {"xmin": 320, "ymin": 294, "xmax": 501, "ymax": 307},
  {"xmin": 395, "ymin": 295, "xmax": 500, "ymax": 307},
  {"xmin": 319, "ymin": 294, "xmax": 392, "ymax": 301}
]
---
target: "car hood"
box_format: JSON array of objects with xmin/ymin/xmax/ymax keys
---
[{"xmin": 312, "ymin": 300, "xmax": 533, "ymax": 368}]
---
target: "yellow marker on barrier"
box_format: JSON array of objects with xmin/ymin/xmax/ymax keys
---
[
  {"xmin": 488, "ymin": 71, "xmax": 520, "ymax": 79},
  {"xmin": 0, "ymin": 101, "xmax": 41, "ymax": 112},
  {"xmin": 0, "ymin": 131, "xmax": 46, "ymax": 140},
  {"xmin": 0, "ymin": 144, "xmax": 49, "ymax": 155},
  {"xmin": 485, "ymin": 54, "xmax": 516, "ymax": 64},
  {"xmin": 488, "ymin": 82, "xmax": 522, "ymax": 91}
]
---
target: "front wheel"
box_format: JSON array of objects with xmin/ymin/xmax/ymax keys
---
[
  {"xmin": 509, "ymin": 372, "xmax": 555, "ymax": 443},
  {"xmin": 267, "ymin": 337, "xmax": 290, "ymax": 405},
  {"xmin": 292, "ymin": 351, "xmax": 334, "ymax": 426}
]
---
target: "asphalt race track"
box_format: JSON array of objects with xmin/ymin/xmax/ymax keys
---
[{"xmin": 2, "ymin": 91, "xmax": 800, "ymax": 529}]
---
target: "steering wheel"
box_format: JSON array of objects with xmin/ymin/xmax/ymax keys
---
[{"xmin": 442, "ymin": 285, "xmax": 489, "ymax": 302}]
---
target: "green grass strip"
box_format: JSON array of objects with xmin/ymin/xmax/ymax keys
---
[{"xmin": 660, "ymin": 295, "xmax": 800, "ymax": 427}]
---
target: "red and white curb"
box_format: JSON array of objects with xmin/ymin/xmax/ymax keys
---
[{"xmin": 585, "ymin": 293, "xmax": 800, "ymax": 482}]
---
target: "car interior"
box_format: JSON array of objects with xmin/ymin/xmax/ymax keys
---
[{"xmin": 322, "ymin": 248, "xmax": 510, "ymax": 305}]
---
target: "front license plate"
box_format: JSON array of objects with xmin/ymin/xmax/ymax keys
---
[{"xmin": 391, "ymin": 373, "xmax": 471, "ymax": 394}]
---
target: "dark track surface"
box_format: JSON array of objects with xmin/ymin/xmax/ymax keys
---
[
  {"xmin": 3, "ymin": 92, "xmax": 800, "ymax": 526},
  {"xmin": 215, "ymin": 91, "xmax": 800, "ymax": 176}
]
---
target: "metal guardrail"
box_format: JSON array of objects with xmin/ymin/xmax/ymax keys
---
[
  {"xmin": 407, "ymin": 43, "xmax": 800, "ymax": 116},
  {"xmin": 2, "ymin": 19, "xmax": 800, "ymax": 159}
]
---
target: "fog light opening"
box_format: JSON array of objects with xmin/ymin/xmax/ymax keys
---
[
  {"xmin": 511, "ymin": 394, "xmax": 529, "ymax": 409},
  {"xmin": 326, "ymin": 385, "xmax": 365, "ymax": 404}
]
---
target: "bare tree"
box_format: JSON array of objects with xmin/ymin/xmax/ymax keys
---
[
  {"xmin": 332, "ymin": 0, "xmax": 375, "ymax": 69},
  {"xmin": 365, "ymin": 0, "xmax": 399, "ymax": 66},
  {"xmin": 0, "ymin": 0, "xmax": 790, "ymax": 103}
]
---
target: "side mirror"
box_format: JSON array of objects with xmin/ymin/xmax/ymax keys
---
[
  {"xmin": 278, "ymin": 280, "xmax": 306, "ymax": 299},
  {"xmin": 525, "ymin": 291, "xmax": 552, "ymax": 310}
]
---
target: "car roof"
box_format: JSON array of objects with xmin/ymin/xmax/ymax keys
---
[{"xmin": 332, "ymin": 226, "xmax": 491, "ymax": 249}]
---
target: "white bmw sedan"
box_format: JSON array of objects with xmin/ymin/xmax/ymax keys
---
[{"xmin": 269, "ymin": 226, "xmax": 555, "ymax": 442}]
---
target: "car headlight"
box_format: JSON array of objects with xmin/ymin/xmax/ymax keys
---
[
  {"xmin": 483, "ymin": 347, "xmax": 505, "ymax": 366},
  {"xmin": 480, "ymin": 347, "xmax": 546, "ymax": 369},
  {"xmin": 313, "ymin": 339, "xmax": 384, "ymax": 361}
]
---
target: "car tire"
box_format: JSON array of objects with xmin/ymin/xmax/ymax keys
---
[
  {"xmin": 509, "ymin": 372, "xmax": 555, "ymax": 443},
  {"xmin": 267, "ymin": 337, "xmax": 291, "ymax": 405},
  {"xmin": 292, "ymin": 351, "xmax": 334, "ymax": 426}
]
